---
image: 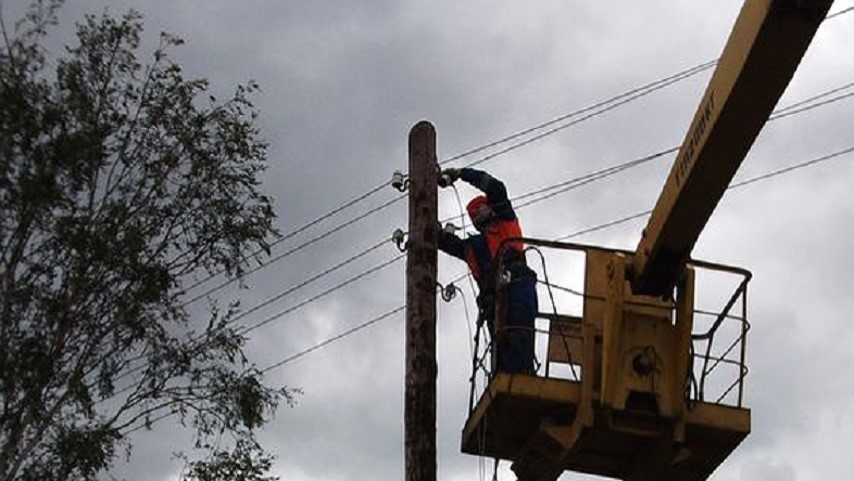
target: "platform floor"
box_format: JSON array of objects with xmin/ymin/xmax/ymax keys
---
[{"xmin": 461, "ymin": 373, "xmax": 750, "ymax": 481}]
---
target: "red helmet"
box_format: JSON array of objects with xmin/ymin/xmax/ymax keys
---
[{"xmin": 466, "ymin": 195, "xmax": 488, "ymax": 218}]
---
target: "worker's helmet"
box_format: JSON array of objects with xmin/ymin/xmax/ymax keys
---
[{"xmin": 467, "ymin": 196, "xmax": 493, "ymax": 232}]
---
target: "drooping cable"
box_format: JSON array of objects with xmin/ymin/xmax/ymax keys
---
[
  {"xmin": 460, "ymin": 64, "xmax": 716, "ymax": 170},
  {"xmin": 238, "ymin": 254, "xmax": 405, "ymax": 336},
  {"xmin": 261, "ymin": 305, "xmax": 406, "ymax": 372},
  {"xmin": 182, "ymin": 193, "xmax": 405, "ymax": 306},
  {"xmin": 260, "ymin": 140, "xmax": 853, "ymax": 373},
  {"xmin": 827, "ymin": 5, "xmax": 854, "ymax": 19},
  {"xmin": 184, "ymin": 182, "xmax": 390, "ymax": 293},
  {"xmin": 181, "ymin": 60, "xmax": 724, "ymax": 304},
  {"xmin": 228, "ymin": 239, "xmax": 390, "ymax": 326},
  {"xmin": 116, "ymin": 64, "xmax": 854, "ymax": 391},
  {"xmin": 259, "ymin": 143, "xmax": 854, "ymax": 373},
  {"xmin": 440, "ymin": 60, "xmax": 717, "ymax": 166},
  {"xmin": 181, "ymin": 74, "xmax": 854, "ymax": 313},
  {"xmin": 512, "ymin": 147, "xmax": 678, "ymax": 209},
  {"xmin": 554, "ymin": 144, "xmax": 854, "ymax": 240}
]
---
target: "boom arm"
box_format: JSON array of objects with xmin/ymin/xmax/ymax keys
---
[{"xmin": 631, "ymin": 0, "xmax": 833, "ymax": 296}]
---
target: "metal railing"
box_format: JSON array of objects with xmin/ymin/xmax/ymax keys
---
[
  {"xmin": 688, "ymin": 259, "xmax": 752, "ymax": 407},
  {"xmin": 466, "ymin": 237, "xmax": 752, "ymax": 415}
]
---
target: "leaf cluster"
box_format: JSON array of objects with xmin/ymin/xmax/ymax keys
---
[{"xmin": 0, "ymin": 2, "xmax": 288, "ymax": 479}]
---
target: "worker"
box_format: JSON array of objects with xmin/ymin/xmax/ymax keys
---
[{"xmin": 437, "ymin": 167, "xmax": 538, "ymax": 374}]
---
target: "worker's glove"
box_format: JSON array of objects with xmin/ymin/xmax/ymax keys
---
[{"xmin": 437, "ymin": 168, "xmax": 461, "ymax": 188}]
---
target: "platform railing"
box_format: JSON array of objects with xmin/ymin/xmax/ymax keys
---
[
  {"xmin": 466, "ymin": 238, "xmax": 752, "ymax": 415},
  {"xmin": 688, "ymin": 260, "xmax": 752, "ymax": 408}
]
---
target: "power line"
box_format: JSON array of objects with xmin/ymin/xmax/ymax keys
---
[
  {"xmin": 111, "ymin": 86, "xmax": 854, "ymax": 397},
  {"xmin": 227, "ymin": 239, "xmax": 390, "ymax": 325},
  {"xmin": 238, "ymin": 254, "xmax": 405, "ymax": 336},
  {"xmin": 235, "ymin": 82, "xmax": 854, "ymax": 340},
  {"xmin": 200, "ymin": 77, "xmax": 854, "ymax": 322},
  {"xmin": 772, "ymin": 81, "xmax": 854, "ymax": 116},
  {"xmin": 190, "ymin": 2, "xmax": 854, "ymax": 301},
  {"xmin": 556, "ymin": 211, "xmax": 653, "ymax": 241},
  {"xmin": 729, "ymin": 145, "xmax": 854, "ymax": 189},
  {"xmin": 555, "ymin": 144, "xmax": 854, "ymax": 241},
  {"xmin": 827, "ymin": 5, "xmax": 854, "ymax": 19},
  {"xmin": 440, "ymin": 60, "xmax": 717, "ymax": 166},
  {"xmin": 112, "ymin": 57, "xmax": 854, "ymax": 388},
  {"xmin": 195, "ymin": 81, "xmax": 854, "ymax": 343},
  {"xmin": 461, "ymin": 63, "xmax": 715, "ymax": 169},
  {"xmin": 510, "ymin": 79, "xmax": 854, "ymax": 213},
  {"xmin": 109, "ymin": 251, "xmax": 406, "ymax": 392},
  {"xmin": 512, "ymin": 148, "xmax": 678, "ymax": 209},
  {"xmin": 261, "ymin": 305, "xmax": 406, "ymax": 373},
  {"xmin": 260, "ymin": 144, "xmax": 854, "ymax": 372},
  {"xmin": 179, "ymin": 62, "xmax": 717, "ymax": 305},
  {"xmin": 184, "ymin": 182, "xmax": 390, "ymax": 293},
  {"xmin": 182, "ymin": 193, "xmax": 405, "ymax": 306},
  {"xmin": 769, "ymin": 90, "xmax": 854, "ymax": 121}
]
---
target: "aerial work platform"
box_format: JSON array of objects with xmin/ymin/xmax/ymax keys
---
[
  {"xmin": 460, "ymin": 241, "xmax": 752, "ymax": 481},
  {"xmin": 453, "ymin": 0, "xmax": 833, "ymax": 478}
]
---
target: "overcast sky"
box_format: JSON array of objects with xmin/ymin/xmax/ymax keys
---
[{"xmin": 9, "ymin": 1, "xmax": 854, "ymax": 480}]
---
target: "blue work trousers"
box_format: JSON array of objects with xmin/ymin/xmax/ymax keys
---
[{"xmin": 491, "ymin": 271, "xmax": 537, "ymax": 374}]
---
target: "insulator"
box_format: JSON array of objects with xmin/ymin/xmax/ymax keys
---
[
  {"xmin": 442, "ymin": 282, "xmax": 458, "ymax": 302},
  {"xmin": 392, "ymin": 228, "xmax": 408, "ymax": 251},
  {"xmin": 391, "ymin": 170, "xmax": 409, "ymax": 192}
]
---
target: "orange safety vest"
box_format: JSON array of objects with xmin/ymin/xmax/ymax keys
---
[{"xmin": 464, "ymin": 218, "xmax": 524, "ymax": 282}]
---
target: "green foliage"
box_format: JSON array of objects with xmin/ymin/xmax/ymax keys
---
[
  {"xmin": 181, "ymin": 439, "xmax": 277, "ymax": 481},
  {"xmin": 0, "ymin": 1, "xmax": 289, "ymax": 479}
]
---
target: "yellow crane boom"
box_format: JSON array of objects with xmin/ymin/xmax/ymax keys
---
[{"xmin": 632, "ymin": 0, "xmax": 834, "ymax": 296}]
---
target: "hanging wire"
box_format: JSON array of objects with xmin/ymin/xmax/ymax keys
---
[
  {"xmin": 182, "ymin": 193, "xmax": 405, "ymax": 306},
  {"xmin": 184, "ymin": 71, "xmax": 854, "ymax": 315},
  {"xmin": 239, "ymin": 254, "xmax": 405, "ymax": 336},
  {"xmin": 440, "ymin": 60, "xmax": 717, "ymax": 166},
  {"xmin": 251, "ymin": 140, "xmax": 854, "ymax": 376},
  {"xmin": 184, "ymin": 182, "xmax": 391, "ymax": 293},
  {"xmin": 460, "ymin": 63, "xmax": 715, "ymax": 170},
  {"xmin": 827, "ymin": 5, "xmax": 854, "ymax": 19},
  {"xmin": 246, "ymin": 141, "xmax": 854, "ymax": 375},
  {"xmin": 261, "ymin": 305, "xmax": 406, "ymax": 372},
  {"xmin": 177, "ymin": 58, "xmax": 714, "ymax": 308}
]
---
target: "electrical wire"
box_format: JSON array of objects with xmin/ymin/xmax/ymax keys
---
[
  {"xmin": 439, "ymin": 60, "xmax": 717, "ymax": 166},
  {"xmin": 184, "ymin": 182, "xmax": 390, "ymax": 293},
  {"xmin": 554, "ymin": 144, "xmax": 854, "ymax": 240},
  {"xmin": 513, "ymin": 147, "xmax": 678, "ymax": 209},
  {"xmin": 259, "ymin": 144, "xmax": 854, "ymax": 373},
  {"xmin": 461, "ymin": 64, "xmax": 715, "ymax": 170},
  {"xmin": 238, "ymin": 254, "xmax": 405, "ymax": 336},
  {"xmin": 261, "ymin": 305, "xmax": 406, "ymax": 372},
  {"xmin": 507, "ymin": 79, "xmax": 854, "ymax": 215},
  {"xmin": 729, "ymin": 145, "xmax": 854, "ymax": 189},
  {"xmin": 179, "ymin": 60, "xmax": 725, "ymax": 305},
  {"xmin": 772, "ymin": 81, "xmax": 854, "ymax": 116},
  {"xmin": 227, "ymin": 84, "xmax": 854, "ymax": 350},
  {"xmin": 827, "ymin": 5, "xmax": 854, "ymax": 19},
  {"xmin": 227, "ymin": 239, "xmax": 390, "ymax": 326},
  {"xmin": 111, "ymin": 48, "xmax": 854, "ymax": 393},
  {"xmin": 105, "ymin": 3, "xmax": 854, "ymax": 435},
  {"xmin": 180, "ymin": 71, "xmax": 854, "ymax": 316},
  {"xmin": 114, "ymin": 79, "xmax": 854, "ymax": 392},
  {"xmin": 155, "ymin": 6, "xmax": 854, "ymax": 324},
  {"xmin": 182, "ymin": 193, "xmax": 405, "ymax": 306},
  {"xmin": 769, "ymin": 90, "xmax": 854, "ymax": 121},
  {"xmin": 109, "ymin": 242, "xmax": 401, "ymax": 389}
]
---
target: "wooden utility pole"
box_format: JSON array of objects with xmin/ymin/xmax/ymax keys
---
[{"xmin": 405, "ymin": 121, "xmax": 438, "ymax": 481}]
